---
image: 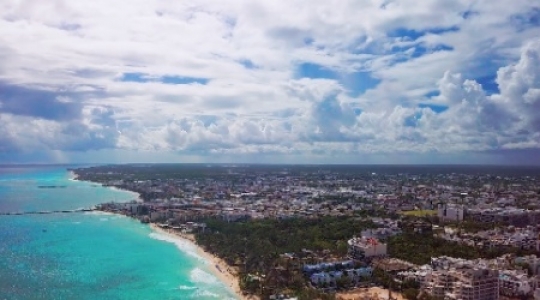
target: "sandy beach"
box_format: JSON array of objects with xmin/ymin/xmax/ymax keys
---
[
  {"xmin": 69, "ymin": 170, "xmax": 144, "ymax": 203},
  {"xmin": 108, "ymin": 186, "xmax": 144, "ymax": 203},
  {"xmin": 337, "ymin": 287, "xmax": 405, "ymax": 300},
  {"xmin": 68, "ymin": 170, "xmax": 79, "ymax": 180},
  {"xmin": 71, "ymin": 168, "xmax": 252, "ymax": 299},
  {"xmin": 149, "ymin": 224, "xmax": 259, "ymax": 300}
]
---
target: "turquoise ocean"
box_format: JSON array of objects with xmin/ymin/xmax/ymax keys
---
[{"xmin": 0, "ymin": 165, "xmax": 237, "ymax": 300}]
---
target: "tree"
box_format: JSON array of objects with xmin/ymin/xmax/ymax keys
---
[
  {"xmin": 196, "ymin": 216, "xmax": 376, "ymax": 298},
  {"xmin": 402, "ymin": 279, "xmax": 420, "ymax": 290},
  {"xmin": 336, "ymin": 240, "xmax": 349, "ymax": 256},
  {"xmin": 336, "ymin": 276, "xmax": 352, "ymax": 290},
  {"xmin": 403, "ymin": 288, "xmax": 419, "ymax": 300}
]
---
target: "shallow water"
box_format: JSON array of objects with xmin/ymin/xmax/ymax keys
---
[{"xmin": 0, "ymin": 166, "xmax": 237, "ymax": 300}]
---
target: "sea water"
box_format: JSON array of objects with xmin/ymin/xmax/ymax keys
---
[{"xmin": 0, "ymin": 166, "xmax": 237, "ymax": 300}]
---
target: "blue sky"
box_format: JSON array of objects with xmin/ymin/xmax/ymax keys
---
[{"xmin": 0, "ymin": 0, "xmax": 539, "ymax": 164}]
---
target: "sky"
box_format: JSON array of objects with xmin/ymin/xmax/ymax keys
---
[{"xmin": 0, "ymin": 0, "xmax": 540, "ymax": 165}]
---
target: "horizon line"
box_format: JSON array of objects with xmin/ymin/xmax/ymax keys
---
[{"xmin": 2, "ymin": 162, "xmax": 540, "ymax": 168}]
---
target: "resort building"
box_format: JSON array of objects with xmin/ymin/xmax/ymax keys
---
[
  {"xmin": 309, "ymin": 267, "xmax": 373, "ymax": 287},
  {"xmin": 499, "ymin": 270, "xmax": 532, "ymax": 297},
  {"xmin": 303, "ymin": 260, "xmax": 372, "ymax": 288},
  {"xmin": 425, "ymin": 257, "xmax": 500, "ymax": 300},
  {"xmin": 425, "ymin": 268, "xmax": 499, "ymax": 300},
  {"xmin": 347, "ymin": 236, "xmax": 387, "ymax": 259}
]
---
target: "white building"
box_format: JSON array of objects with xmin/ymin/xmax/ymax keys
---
[
  {"xmin": 150, "ymin": 210, "xmax": 169, "ymax": 221},
  {"xmin": 426, "ymin": 257, "xmax": 500, "ymax": 300},
  {"xmin": 499, "ymin": 271, "xmax": 531, "ymax": 297},
  {"xmin": 438, "ymin": 204, "xmax": 464, "ymax": 222},
  {"xmin": 425, "ymin": 268, "xmax": 499, "ymax": 300},
  {"xmin": 348, "ymin": 236, "xmax": 387, "ymax": 259}
]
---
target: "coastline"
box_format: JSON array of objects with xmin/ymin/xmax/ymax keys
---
[
  {"xmin": 68, "ymin": 170, "xmax": 79, "ymax": 180},
  {"xmin": 68, "ymin": 170, "xmax": 143, "ymax": 203},
  {"xmin": 149, "ymin": 224, "xmax": 259, "ymax": 300},
  {"xmin": 68, "ymin": 167, "xmax": 257, "ymax": 299},
  {"xmin": 108, "ymin": 186, "xmax": 144, "ymax": 203}
]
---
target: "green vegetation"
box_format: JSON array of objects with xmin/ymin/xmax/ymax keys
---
[
  {"xmin": 195, "ymin": 216, "xmax": 537, "ymax": 298},
  {"xmin": 387, "ymin": 232, "xmax": 537, "ymax": 265},
  {"xmin": 444, "ymin": 220, "xmax": 504, "ymax": 233},
  {"xmin": 388, "ymin": 233, "xmax": 487, "ymax": 265},
  {"xmin": 399, "ymin": 210, "xmax": 437, "ymax": 217},
  {"xmin": 195, "ymin": 217, "xmax": 376, "ymax": 299}
]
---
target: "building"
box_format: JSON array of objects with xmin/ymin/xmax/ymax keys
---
[
  {"xmin": 150, "ymin": 209, "xmax": 170, "ymax": 221},
  {"xmin": 425, "ymin": 257, "xmax": 499, "ymax": 300},
  {"xmin": 438, "ymin": 204, "xmax": 464, "ymax": 222},
  {"xmin": 449, "ymin": 268, "xmax": 499, "ymax": 300},
  {"xmin": 516, "ymin": 255, "xmax": 540, "ymax": 275},
  {"xmin": 425, "ymin": 268, "xmax": 499, "ymax": 300},
  {"xmin": 309, "ymin": 268, "xmax": 373, "ymax": 287},
  {"xmin": 361, "ymin": 227, "xmax": 401, "ymax": 240},
  {"xmin": 467, "ymin": 208, "xmax": 540, "ymax": 227},
  {"xmin": 499, "ymin": 271, "xmax": 531, "ymax": 297},
  {"xmin": 348, "ymin": 236, "xmax": 387, "ymax": 259}
]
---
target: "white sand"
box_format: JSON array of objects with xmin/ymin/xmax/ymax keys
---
[
  {"xmin": 107, "ymin": 186, "xmax": 143, "ymax": 203},
  {"xmin": 69, "ymin": 171, "xmax": 143, "ymax": 203},
  {"xmin": 337, "ymin": 287, "xmax": 405, "ymax": 300},
  {"xmin": 149, "ymin": 224, "xmax": 259, "ymax": 300},
  {"xmin": 68, "ymin": 170, "xmax": 79, "ymax": 180}
]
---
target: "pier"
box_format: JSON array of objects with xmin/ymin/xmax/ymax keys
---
[{"xmin": 0, "ymin": 208, "xmax": 96, "ymax": 216}]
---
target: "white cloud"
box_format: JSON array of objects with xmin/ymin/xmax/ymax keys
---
[
  {"xmin": 0, "ymin": 0, "xmax": 539, "ymax": 162},
  {"xmin": 495, "ymin": 39, "xmax": 540, "ymax": 130}
]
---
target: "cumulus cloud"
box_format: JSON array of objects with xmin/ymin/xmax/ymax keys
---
[
  {"xmin": 495, "ymin": 40, "xmax": 540, "ymax": 130},
  {"xmin": 0, "ymin": 0, "xmax": 539, "ymax": 162}
]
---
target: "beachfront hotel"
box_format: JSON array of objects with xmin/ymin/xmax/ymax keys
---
[{"xmin": 347, "ymin": 236, "xmax": 387, "ymax": 259}]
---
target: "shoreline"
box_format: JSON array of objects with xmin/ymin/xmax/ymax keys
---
[
  {"xmin": 68, "ymin": 170, "xmax": 143, "ymax": 203},
  {"xmin": 68, "ymin": 170, "xmax": 79, "ymax": 180},
  {"xmin": 67, "ymin": 168, "xmax": 257, "ymax": 299},
  {"xmin": 149, "ymin": 224, "xmax": 259, "ymax": 300}
]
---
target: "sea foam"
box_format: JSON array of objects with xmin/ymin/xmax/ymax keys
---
[
  {"xmin": 84, "ymin": 210, "xmax": 116, "ymax": 216},
  {"xmin": 0, "ymin": 166, "xmax": 239, "ymax": 300},
  {"xmin": 192, "ymin": 289, "xmax": 221, "ymax": 298},
  {"xmin": 148, "ymin": 232, "xmax": 206, "ymax": 262},
  {"xmin": 177, "ymin": 285, "xmax": 197, "ymax": 290},
  {"xmin": 190, "ymin": 267, "xmax": 219, "ymax": 285}
]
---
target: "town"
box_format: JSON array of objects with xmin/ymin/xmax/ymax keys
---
[{"xmin": 74, "ymin": 164, "xmax": 540, "ymax": 300}]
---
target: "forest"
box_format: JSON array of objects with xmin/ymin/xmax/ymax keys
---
[
  {"xmin": 388, "ymin": 232, "xmax": 537, "ymax": 265},
  {"xmin": 195, "ymin": 216, "xmax": 376, "ymax": 299}
]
